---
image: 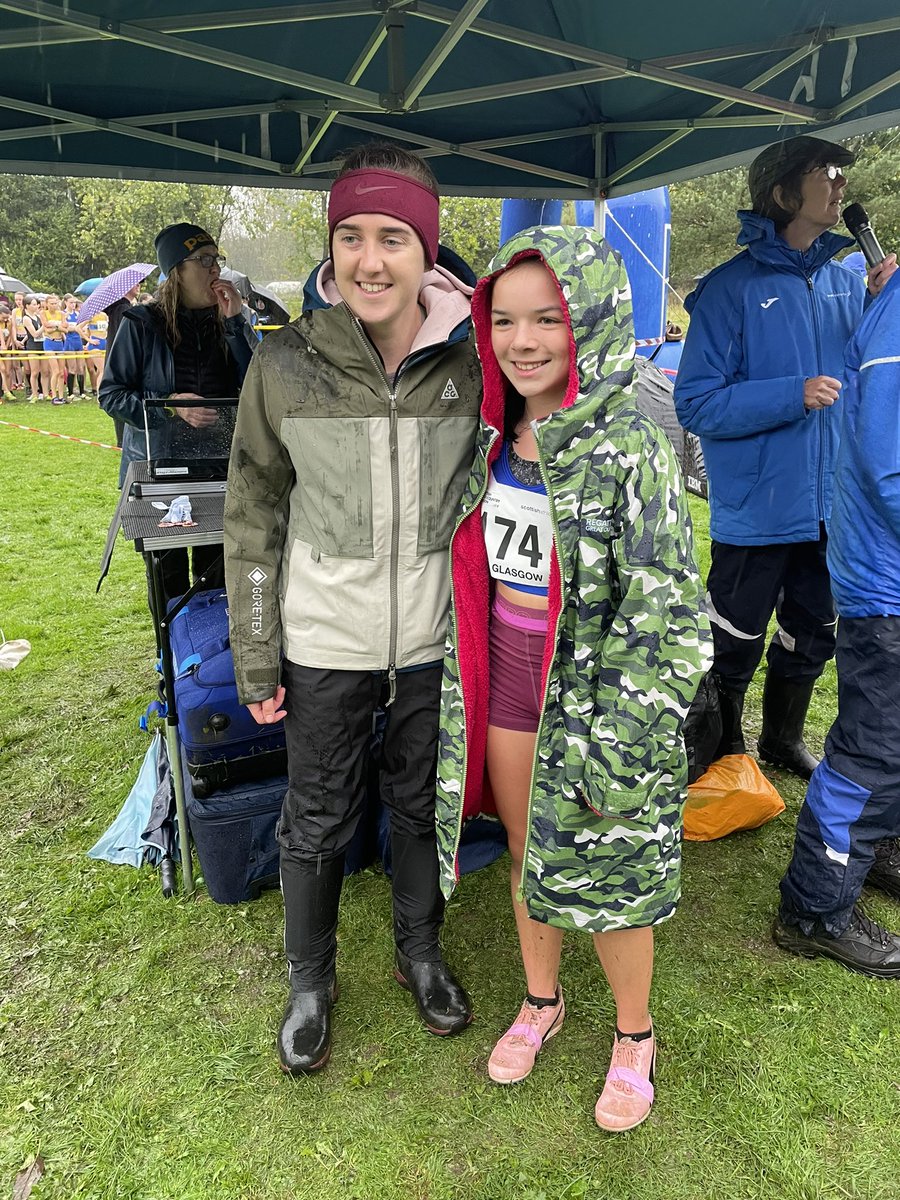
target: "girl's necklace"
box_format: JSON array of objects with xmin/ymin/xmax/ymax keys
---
[{"xmin": 507, "ymin": 438, "xmax": 543, "ymax": 487}]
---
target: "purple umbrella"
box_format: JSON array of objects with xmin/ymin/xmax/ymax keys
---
[{"xmin": 78, "ymin": 262, "xmax": 156, "ymax": 322}]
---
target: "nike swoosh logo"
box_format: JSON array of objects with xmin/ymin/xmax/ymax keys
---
[
  {"xmin": 760, "ymin": 297, "xmax": 780, "ymax": 309},
  {"xmin": 355, "ymin": 184, "xmax": 398, "ymax": 195}
]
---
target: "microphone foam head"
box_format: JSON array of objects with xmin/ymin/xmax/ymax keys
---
[{"xmin": 842, "ymin": 203, "xmax": 869, "ymax": 234}]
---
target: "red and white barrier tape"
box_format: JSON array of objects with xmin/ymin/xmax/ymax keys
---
[
  {"xmin": 634, "ymin": 336, "xmax": 665, "ymax": 347},
  {"xmin": 0, "ymin": 418, "xmax": 121, "ymax": 451}
]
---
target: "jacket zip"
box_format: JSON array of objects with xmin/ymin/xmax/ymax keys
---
[
  {"xmin": 447, "ymin": 426, "xmax": 499, "ymax": 881},
  {"xmin": 349, "ymin": 313, "xmax": 407, "ymax": 705},
  {"xmin": 806, "ymin": 273, "xmax": 826, "ymax": 524},
  {"xmin": 515, "ymin": 418, "xmax": 566, "ymax": 904}
]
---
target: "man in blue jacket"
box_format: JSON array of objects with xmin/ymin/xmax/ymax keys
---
[
  {"xmin": 774, "ymin": 270, "xmax": 900, "ymax": 976},
  {"xmin": 675, "ymin": 135, "xmax": 894, "ymax": 779}
]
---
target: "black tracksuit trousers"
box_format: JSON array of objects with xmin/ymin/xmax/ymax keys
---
[{"xmin": 706, "ymin": 526, "xmax": 837, "ymax": 691}]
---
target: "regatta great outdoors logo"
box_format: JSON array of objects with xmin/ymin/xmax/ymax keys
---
[{"xmin": 248, "ymin": 567, "xmax": 267, "ymax": 634}]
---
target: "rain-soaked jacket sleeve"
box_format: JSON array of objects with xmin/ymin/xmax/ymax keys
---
[
  {"xmin": 582, "ymin": 423, "xmax": 713, "ymax": 818},
  {"xmin": 224, "ymin": 347, "xmax": 295, "ymax": 705}
]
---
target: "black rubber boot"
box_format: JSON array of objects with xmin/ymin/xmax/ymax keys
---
[
  {"xmin": 277, "ymin": 854, "xmax": 344, "ymax": 1075},
  {"xmin": 713, "ymin": 674, "xmax": 746, "ymax": 757},
  {"xmin": 390, "ymin": 831, "xmax": 472, "ymax": 1035},
  {"xmin": 757, "ymin": 674, "xmax": 820, "ymax": 780}
]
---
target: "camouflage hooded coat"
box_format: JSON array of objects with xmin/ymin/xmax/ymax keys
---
[{"xmin": 435, "ymin": 226, "xmax": 713, "ymax": 933}]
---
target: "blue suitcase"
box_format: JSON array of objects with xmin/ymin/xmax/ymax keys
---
[
  {"xmin": 184, "ymin": 749, "xmax": 285, "ymax": 903},
  {"xmin": 167, "ymin": 588, "xmax": 286, "ymax": 796}
]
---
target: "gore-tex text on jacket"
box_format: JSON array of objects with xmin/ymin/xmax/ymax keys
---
[{"xmin": 674, "ymin": 211, "xmax": 866, "ymax": 545}]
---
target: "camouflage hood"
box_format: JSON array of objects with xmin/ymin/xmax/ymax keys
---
[{"xmin": 471, "ymin": 224, "xmax": 637, "ymax": 442}]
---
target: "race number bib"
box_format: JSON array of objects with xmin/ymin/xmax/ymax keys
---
[{"xmin": 482, "ymin": 475, "xmax": 551, "ymax": 590}]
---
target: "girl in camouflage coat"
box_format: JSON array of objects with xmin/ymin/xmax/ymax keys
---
[{"xmin": 436, "ymin": 226, "xmax": 711, "ymax": 1130}]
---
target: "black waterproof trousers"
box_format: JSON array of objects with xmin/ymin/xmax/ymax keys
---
[
  {"xmin": 278, "ymin": 660, "xmax": 445, "ymax": 989},
  {"xmin": 706, "ymin": 525, "xmax": 837, "ymax": 691}
]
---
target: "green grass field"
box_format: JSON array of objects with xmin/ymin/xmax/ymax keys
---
[{"xmin": 1, "ymin": 401, "xmax": 898, "ymax": 1200}]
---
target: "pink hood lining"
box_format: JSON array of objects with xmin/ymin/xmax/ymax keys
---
[
  {"xmin": 314, "ymin": 260, "xmax": 473, "ymax": 354},
  {"xmin": 451, "ymin": 250, "xmax": 574, "ymax": 828}
]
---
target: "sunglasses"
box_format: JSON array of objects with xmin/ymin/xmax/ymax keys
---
[{"xmin": 185, "ymin": 252, "xmax": 226, "ymax": 269}]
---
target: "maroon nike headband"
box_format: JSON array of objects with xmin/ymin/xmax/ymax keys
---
[{"xmin": 327, "ymin": 168, "xmax": 440, "ymax": 268}]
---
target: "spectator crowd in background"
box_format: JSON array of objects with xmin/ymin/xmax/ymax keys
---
[{"xmin": 0, "ymin": 287, "xmax": 153, "ymax": 406}]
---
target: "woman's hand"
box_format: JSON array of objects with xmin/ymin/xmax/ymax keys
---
[
  {"xmin": 210, "ymin": 278, "xmax": 243, "ymax": 320},
  {"xmin": 867, "ymin": 253, "xmax": 898, "ymax": 296},
  {"xmin": 170, "ymin": 392, "xmax": 218, "ymax": 428}
]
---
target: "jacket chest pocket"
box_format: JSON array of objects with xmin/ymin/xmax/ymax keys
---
[
  {"xmin": 416, "ymin": 415, "xmax": 478, "ymax": 554},
  {"xmin": 282, "ymin": 416, "xmax": 374, "ymax": 557}
]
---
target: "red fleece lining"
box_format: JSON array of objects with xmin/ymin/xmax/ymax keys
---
[{"xmin": 452, "ymin": 250, "xmax": 577, "ymax": 826}]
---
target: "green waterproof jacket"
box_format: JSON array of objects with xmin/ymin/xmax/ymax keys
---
[
  {"xmin": 436, "ymin": 227, "xmax": 713, "ymax": 934},
  {"xmin": 223, "ymin": 264, "xmax": 482, "ymax": 704}
]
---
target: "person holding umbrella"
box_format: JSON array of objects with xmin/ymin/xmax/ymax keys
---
[
  {"xmin": 100, "ymin": 223, "xmax": 257, "ymax": 606},
  {"xmin": 82, "ymin": 267, "xmax": 155, "ymax": 443}
]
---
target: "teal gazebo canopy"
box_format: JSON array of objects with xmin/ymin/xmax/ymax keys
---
[{"xmin": 0, "ymin": 0, "xmax": 898, "ymax": 197}]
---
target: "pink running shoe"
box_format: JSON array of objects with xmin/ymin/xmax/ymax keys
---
[
  {"xmin": 488, "ymin": 989, "xmax": 565, "ymax": 1084},
  {"xmin": 594, "ymin": 1023, "xmax": 656, "ymax": 1132}
]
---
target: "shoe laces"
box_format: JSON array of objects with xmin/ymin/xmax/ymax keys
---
[
  {"xmin": 849, "ymin": 905, "xmax": 894, "ymax": 949},
  {"xmin": 506, "ymin": 999, "xmax": 556, "ymax": 1047},
  {"xmin": 609, "ymin": 1036, "xmax": 647, "ymax": 1093}
]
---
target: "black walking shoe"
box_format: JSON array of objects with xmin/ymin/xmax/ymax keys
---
[
  {"xmin": 772, "ymin": 907, "xmax": 900, "ymax": 978},
  {"xmin": 277, "ymin": 977, "xmax": 338, "ymax": 1075},
  {"xmin": 758, "ymin": 675, "xmax": 820, "ymax": 780},
  {"xmin": 394, "ymin": 950, "xmax": 473, "ymax": 1035},
  {"xmin": 867, "ymin": 839, "xmax": 900, "ymax": 902}
]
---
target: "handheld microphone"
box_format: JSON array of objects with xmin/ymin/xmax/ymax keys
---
[{"xmin": 842, "ymin": 203, "xmax": 887, "ymax": 268}]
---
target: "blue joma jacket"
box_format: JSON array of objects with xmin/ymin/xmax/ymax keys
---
[
  {"xmin": 828, "ymin": 269, "xmax": 900, "ymax": 617},
  {"xmin": 675, "ymin": 211, "xmax": 866, "ymax": 545}
]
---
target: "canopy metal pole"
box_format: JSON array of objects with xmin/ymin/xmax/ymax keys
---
[{"xmin": 593, "ymin": 129, "xmax": 607, "ymax": 237}]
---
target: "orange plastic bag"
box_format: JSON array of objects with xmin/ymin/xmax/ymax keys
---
[{"xmin": 684, "ymin": 753, "xmax": 785, "ymax": 841}]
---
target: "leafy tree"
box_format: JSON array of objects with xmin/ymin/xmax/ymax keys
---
[
  {"xmin": 440, "ymin": 197, "xmax": 502, "ymax": 276},
  {"xmin": 668, "ymin": 166, "xmax": 748, "ymax": 296},
  {"xmin": 0, "ymin": 175, "xmax": 80, "ymax": 292},
  {"xmin": 844, "ymin": 127, "xmax": 900, "ymax": 253},
  {"xmin": 69, "ymin": 178, "xmax": 234, "ymax": 279}
]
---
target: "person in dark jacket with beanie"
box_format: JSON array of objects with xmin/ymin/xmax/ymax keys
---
[
  {"xmin": 675, "ymin": 135, "xmax": 895, "ymax": 779},
  {"xmin": 100, "ymin": 222, "xmax": 257, "ymax": 611}
]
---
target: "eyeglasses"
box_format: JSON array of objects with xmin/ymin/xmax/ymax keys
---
[
  {"xmin": 185, "ymin": 252, "xmax": 226, "ymax": 269},
  {"xmin": 807, "ymin": 163, "xmax": 845, "ymax": 181}
]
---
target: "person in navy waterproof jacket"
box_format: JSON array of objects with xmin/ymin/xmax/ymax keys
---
[
  {"xmin": 675, "ymin": 135, "xmax": 896, "ymax": 780},
  {"xmin": 773, "ymin": 269, "xmax": 900, "ymax": 977}
]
